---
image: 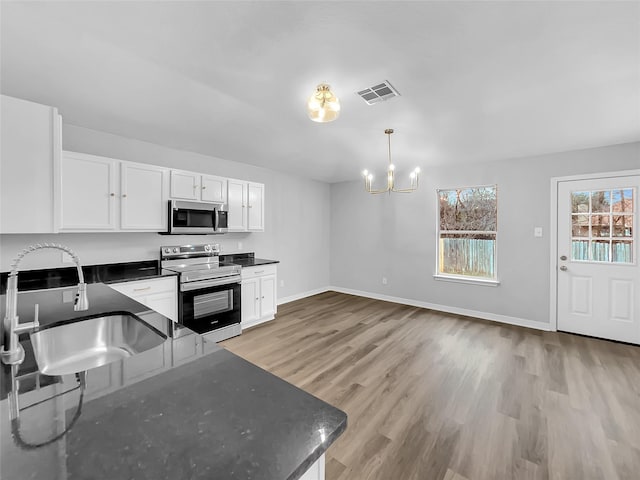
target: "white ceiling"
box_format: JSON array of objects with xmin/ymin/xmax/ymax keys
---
[{"xmin": 1, "ymin": 1, "xmax": 638, "ymax": 183}]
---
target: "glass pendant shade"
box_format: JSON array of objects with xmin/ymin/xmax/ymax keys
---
[{"xmin": 307, "ymin": 84, "xmax": 340, "ymax": 123}]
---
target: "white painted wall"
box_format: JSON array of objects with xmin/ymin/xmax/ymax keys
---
[
  {"xmin": 0, "ymin": 125, "xmax": 331, "ymax": 300},
  {"xmin": 330, "ymin": 141, "xmax": 640, "ymax": 326}
]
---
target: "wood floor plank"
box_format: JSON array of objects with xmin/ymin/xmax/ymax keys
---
[{"xmin": 221, "ymin": 292, "xmax": 640, "ymax": 479}]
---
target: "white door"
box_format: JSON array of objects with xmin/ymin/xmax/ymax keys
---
[
  {"xmin": 260, "ymin": 275, "xmax": 276, "ymax": 319},
  {"xmin": 557, "ymin": 175, "xmax": 639, "ymax": 343},
  {"xmin": 227, "ymin": 179, "xmax": 248, "ymax": 231},
  {"xmin": 201, "ymin": 175, "xmax": 227, "ymax": 203},
  {"xmin": 241, "ymin": 278, "xmax": 260, "ymax": 327},
  {"xmin": 60, "ymin": 152, "xmax": 117, "ymax": 230},
  {"xmin": 247, "ymin": 182, "xmax": 264, "ymax": 231},
  {"xmin": 120, "ymin": 162, "xmax": 168, "ymax": 231},
  {"xmin": 170, "ymin": 170, "xmax": 199, "ymax": 200}
]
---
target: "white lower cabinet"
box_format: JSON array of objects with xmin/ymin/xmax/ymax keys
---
[
  {"xmin": 109, "ymin": 276, "xmax": 178, "ymax": 322},
  {"xmin": 241, "ymin": 265, "xmax": 277, "ymax": 330},
  {"xmin": 299, "ymin": 455, "xmax": 326, "ymax": 480},
  {"xmin": 172, "ymin": 333, "xmax": 203, "ymax": 366}
]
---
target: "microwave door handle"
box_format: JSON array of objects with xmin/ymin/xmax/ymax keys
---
[{"xmin": 213, "ymin": 208, "xmax": 219, "ymax": 231}]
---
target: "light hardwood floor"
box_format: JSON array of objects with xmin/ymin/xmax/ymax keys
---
[{"xmin": 221, "ymin": 291, "xmax": 640, "ymax": 480}]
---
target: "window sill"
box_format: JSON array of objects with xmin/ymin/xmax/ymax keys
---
[{"xmin": 433, "ymin": 274, "xmax": 500, "ymax": 287}]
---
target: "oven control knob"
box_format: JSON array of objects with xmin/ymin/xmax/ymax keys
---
[
  {"xmin": 173, "ymin": 248, "xmax": 179, "ymax": 253},
  {"xmin": 204, "ymin": 245, "xmax": 211, "ymax": 252},
  {"xmin": 163, "ymin": 248, "xmax": 171, "ymax": 254}
]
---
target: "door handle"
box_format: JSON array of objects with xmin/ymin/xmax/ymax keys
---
[{"xmin": 559, "ymin": 266, "xmax": 568, "ymax": 271}]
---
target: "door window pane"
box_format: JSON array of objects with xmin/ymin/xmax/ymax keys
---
[
  {"xmin": 591, "ymin": 240, "xmax": 610, "ymax": 262},
  {"xmin": 613, "ymin": 215, "xmax": 633, "ymax": 237},
  {"xmin": 591, "ymin": 191, "xmax": 611, "ymax": 213},
  {"xmin": 612, "ymin": 240, "xmax": 633, "ymax": 263},
  {"xmin": 571, "ymin": 192, "xmax": 590, "ymax": 213},
  {"xmin": 572, "ymin": 240, "xmax": 589, "ymax": 261},
  {"xmin": 572, "ymin": 214, "xmax": 589, "ymax": 236}
]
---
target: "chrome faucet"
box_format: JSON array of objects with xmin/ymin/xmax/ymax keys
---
[{"xmin": 1, "ymin": 243, "xmax": 89, "ymax": 366}]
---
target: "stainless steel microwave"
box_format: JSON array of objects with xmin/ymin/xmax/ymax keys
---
[{"xmin": 168, "ymin": 200, "xmax": 228, "ymax": 235}]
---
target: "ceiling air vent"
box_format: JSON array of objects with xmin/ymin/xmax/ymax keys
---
[{"xmin": 356, "ymin": 80, "xmax": 400, "ymax": 105}]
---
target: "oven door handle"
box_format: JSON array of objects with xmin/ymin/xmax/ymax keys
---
[{"xmin": 181, "ymin": 275, "xmax": 241, "ymax": 291}]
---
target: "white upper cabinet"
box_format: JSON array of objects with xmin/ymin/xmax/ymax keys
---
[
  {"xmin": 60, "ymin": 152, "xmax": 118, "ymax": 230},
  {"xmin": 228, "ymin": 180, "xmax": 265, "ymax": 232},
  {"xmin": 227, "ymin": 179, "xmax": 248, "ymax": 231},
  {"xmin": 170, "ymin": 170, "xmax": 228, "ymax": 204},
  {"xmin": 247, "ymin": 182, "xmax": 265, "ymax": 232},
  {"xmin": 60, "ymin": 151, "xmax": 169, "ymax": 232},
  {"xmin": 0, "ymin": 95, "xmax": 61, "ymax": 233},
  {"xmin": 201, "ymin": 174, "xmax": 227, "ymax": 203},
  {"xmin": 120, "ymin": 163, "xmax": 169, "ymax": 231},
  {"xmin": 170, "ymin": 170, "xmax": 199, "ymax": 200}
]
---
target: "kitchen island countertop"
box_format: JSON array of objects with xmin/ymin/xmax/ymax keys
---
[{"xmin": 0, "ymin": 284, "xmax": 346, "ymax": 480}]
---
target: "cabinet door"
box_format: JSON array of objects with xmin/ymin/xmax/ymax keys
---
[
  {"xmin": 260, "ymin": 274, "xmax": 277, "ymax": 319},
  {"xmin": 227, "ymin": 179, "xmax": 248, "ymax": 231},
  {"xmin": 123, "ymin": 343, "xmax": 169, "ymax": 384},
  {"xmin": 1, "ymin": 95, "xmax": 61, "ymax": 233},
  {"xmin": 172, "ymin": 334, "xmax": 202, "ymax": 366},
  {"xmin": 60, "ymin": 152, "xmax": 117, "ymax": 230},
  {"xmin": 120, "ymin": 162, "xmax": 168, "ymax": 231},
  {"xmin": 201, "ymin": 175, "xmax": 227, "ymax": 203},
  {"xmin": 247, "ymin": 182, "xmax": 264, "ymax": 231},
  {"xmin": 145, "ymin": 290, "xmax": 178, "ymax": 322},
  {"xmin": 241, "ymin": 278, "xmax": 260, "ymax": 327},
  {"xmin": 85, "ymin": 363, "xmax": 121, "ymax": 401},
  {"xmin": 170, "ymin": 170, "xmax": 200, "ymax": 200}
]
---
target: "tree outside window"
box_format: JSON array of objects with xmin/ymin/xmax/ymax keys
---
[{"xmin": 437, "ymin": 186, "xmax": 497, "ymax": 280}]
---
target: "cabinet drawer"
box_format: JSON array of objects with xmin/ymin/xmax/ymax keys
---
[
  {"xmin": 110, "ymin": 276, "xmax": 177, "ymax": 298},
  {"xmin": 240, "ymin": 264, "xmax": 277, "ymax": 280}
]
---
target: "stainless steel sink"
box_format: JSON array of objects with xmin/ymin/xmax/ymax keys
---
[{"xmin": 29, "ymin": 313, "xmax": 167, "ymax": 376}]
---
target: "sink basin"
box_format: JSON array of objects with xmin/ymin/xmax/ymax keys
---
[{"xmin": 30, "ymin": 313, "xmax": 167, "ymax": 376}]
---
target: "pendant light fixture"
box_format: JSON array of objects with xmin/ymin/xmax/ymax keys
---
[
  {"xmin": 362, "ymin": 129, "xmax": 420, "ymax": 194},
  {"xmin": 307, "ymin": 83, "xmax": 340, "ymax": 123}
]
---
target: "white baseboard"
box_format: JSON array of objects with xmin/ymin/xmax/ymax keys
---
[
  {"xmin": 328, "ymin": 286, "xmax": 553, "ymax": 332},
  {"xmin": 277, "ymin": 287, "xmax": 331, "ymax": 306}
]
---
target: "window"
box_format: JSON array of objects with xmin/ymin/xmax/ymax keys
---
[
  {"xmin": 436, "ymin": 185, "xmax": 497, "ymax": 282},
  {"xmin": 571, "ymin": 188, "xmax": 634, "ymax": 263}
]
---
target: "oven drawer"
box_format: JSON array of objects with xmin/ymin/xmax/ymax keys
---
[{"xmin": 240, "ymin": 264, "xmax": 277, "ymax": 280}]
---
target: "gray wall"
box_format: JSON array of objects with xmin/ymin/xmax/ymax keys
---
[
  {"xmin": 330, "ymin": 141, "xmax": 640, "ymax": 325},
  {"xmin": 0, "ymin": 125, "xmax": 331, "ymax": 300}
]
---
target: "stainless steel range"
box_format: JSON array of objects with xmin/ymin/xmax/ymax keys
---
[{"xmin": 161, "ymin": 243, "xmax": 242, "ymax": 342}]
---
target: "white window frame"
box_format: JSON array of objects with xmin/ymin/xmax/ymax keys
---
[{"xmin": 434, "ymin": 184, "xmax": 500, "ymax": 286}]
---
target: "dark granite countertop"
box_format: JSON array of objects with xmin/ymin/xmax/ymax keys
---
[
  {"xmin": 220, "ymin": 253, "xmax": 279, "ymax": 268},
  {"xmin": 0, "ymin": 260, "xmax": 176, "ymax": 294},
  {"xmin": 0, "ymin": 284, "xmax": 346, "ymax": 480}
]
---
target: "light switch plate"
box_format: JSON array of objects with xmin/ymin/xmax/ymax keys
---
[{"xmin": 534, "ymin": 227, "xmax": 543, "ymax": 237}]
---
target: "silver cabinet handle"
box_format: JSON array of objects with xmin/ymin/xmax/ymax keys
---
[
  {"xmin": 254, "ymin": 270, "xmax": 264, "ymax": 274},
  {"xmin": 133, "ymin": 286, "xmax": 152, "ymax": 292},
  {"xmin": 110, "ymin": 193, "xmax": 115, "ymax": 197},
  {"xmin": 560, "ymin": 255, "xmax": 567, "ymax": 261},
  {"xmin": 122, "ymin": 194, "xmax": 127, "ymax": 198},
  {"xmin": 202, "ymin": 186, "xmax": 206, "ymax": 189},
  {"xmin": 559, "ymin": 266, "xmax": 568, "ymax": 271}
]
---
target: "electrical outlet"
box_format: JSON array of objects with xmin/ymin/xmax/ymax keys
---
[
  {"xmin": 237, "ymin": 242, "xmax": 243, "ymax": 251},
  {"xmin": 280, "ymin": 280, "xmax": 284, "ymax": 287},
  {"xmin": 534, "ymin": 227, "xmax": 543, "ymax": 238},
  {"xmin": 382, "ymin": 277, "xmax": 388, "ymax": 285}
]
